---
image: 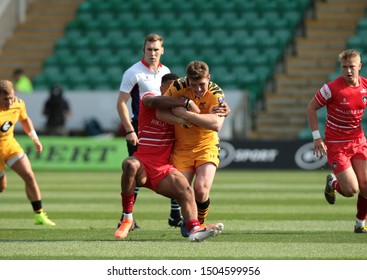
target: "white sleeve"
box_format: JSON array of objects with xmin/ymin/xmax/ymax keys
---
[{"xmin": 119, "ymin": 69, "xmax": 137, "ymax": 93}]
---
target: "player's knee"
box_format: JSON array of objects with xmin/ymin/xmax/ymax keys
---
[
  {"xmin": 0, "ymin": 174, "xmax": 6, "ymax": 192},
  {"xmin": 122, "ymin": 158, "xmax": 140, "ymax": 173},
  {"xmin": 194, "ymin": 187, "xmax": 209, "ymax": 201},
  {"xmin": 0, "ymin": 181, "xmax": 6, "ymax": 192},
  {"xmin": 176, "ymin": 183, "xmax": 194, "ymax": 200},
  {"xmin": 22, "ymin": 171, "xmax": 36, "ymax": 184},
  {"xmin": 342, "ymin": 185, "xmax": 358, "ymax": 197}
]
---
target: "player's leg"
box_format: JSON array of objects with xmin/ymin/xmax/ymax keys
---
[
  {"xmin": 156, "ymin": 171, "xmax": 198, "ymax": 229},
  {"xmin": 351, "ymin": 158, "xmax": 367, "ymax": 233},
  {"xmin": 156, "ymin": 171, "xmax": 223, "ymax": 242},
  {"xmin": 0, "ymin": 159, "xmax": 7, "ymax": 192},
  {"xmin": 168, "ymin": 199, "xmax": 183, "ymax": 227},
  {"xmin": 126, "ymin": 122, "xmax": 141, "ymax": 229},
  {"xmin": 170, "ymin": 152, "xmax": 195, "ymax": 235},
  {"xmin": 9, "ymin": 154, "xmax": 55, "ymax": 226},
  {"xmin": 193, "ymin": 163, "xmax": 217, "ymax": 225},
  {"xmin": 115, "ymin": 156, "xmax": 146, "ymax": 239},
  {"xmin": 325, "ymin": 167, "xmax": 358, "ymax": 204},
  {"xmin": 324, "ymin": 142, "xmax": 357, "ymax": 204}
]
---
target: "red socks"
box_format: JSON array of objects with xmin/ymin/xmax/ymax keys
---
[
  {"xmin": 122, "ymin": 193, "xmax": 135, "ymax": 214},
  {"xmin": 356, "ymin": 194, "xmax": 367, "ymax": 221}
]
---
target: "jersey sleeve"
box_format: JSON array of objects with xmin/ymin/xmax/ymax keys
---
[
  {"xmin": 208, "ymin": 83, "xmax": 225, "ymax": 111},
  {"xmin": 119, "ymin": 68, "xmax": 137, "ymax": 93},
  {"xmin": 18, "ymin": 98, "xmax": 28, "ymax": 121}
]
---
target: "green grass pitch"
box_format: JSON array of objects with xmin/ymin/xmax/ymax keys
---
[{"xmin": 0, "ymin": 169, "xmax": 367, "ymax": 260}]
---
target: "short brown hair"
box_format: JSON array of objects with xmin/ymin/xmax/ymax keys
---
[
  {"xmin": 0, "ymin": 80, "xmax": 14, "ymax": 95},
  {"xmin": 186, "ymin": 61, "xmax": 209, "ymax": 80},
  {"xmin": 143, "ymin": 33, "xmax": 164, "ymax": 49},
  {"xmin": 338, "ymin": 49, "xmax": 361, "ymax": 63}
]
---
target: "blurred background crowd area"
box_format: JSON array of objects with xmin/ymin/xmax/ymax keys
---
[{"xmin": 0, "ymin": 0, "xmax": 367, "ymax": 140}]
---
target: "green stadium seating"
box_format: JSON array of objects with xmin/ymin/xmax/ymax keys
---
[
  {"xmin": 211, "ymin": 65, "xmax": 238, "ymax": 89},
  {"xmin": 35, "ymin": 0, "xmax": 311, "ymax": 93}
]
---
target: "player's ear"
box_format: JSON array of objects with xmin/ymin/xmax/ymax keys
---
[{"xmin": 161, "ymin": 47, "xmax": 164, "ymax": 55}]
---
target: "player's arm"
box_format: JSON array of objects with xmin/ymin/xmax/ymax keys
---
[
  {"xmin": 117, "ymin": 91, "xmax": 134, "ymax": 132},
  {"xmin": 143, "ymin": 95, "xmax": 199, "ymax": 112},
  {"xmin": 306, "ymin": 97, "xmax": 327, "ymax": 157},
  {"xmin": 19, "ymin": 116, "xmax": 42, "ymax": 153},
  {"xmin": 172, "ymin": 107, "xmax": 225, "ymax": 132},
  {"xmin": 144, "ymin": 95, "xmax": 198, "ymax": 126},
  {"xmin": 117, "ymin": 91, "xmax": 138, "ymax": 145},
  {"xmin": 156, "ymin": 108, "xmax": 191, "ymax": 126}
]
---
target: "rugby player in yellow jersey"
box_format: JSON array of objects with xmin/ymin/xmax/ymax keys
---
[
  {"xmin": 162, "ymin": 61, "xmax": 229, "ymax": 233},
  {"xmin": 0, "ymin": 80, "xmax": 55, "ymax": 226}
]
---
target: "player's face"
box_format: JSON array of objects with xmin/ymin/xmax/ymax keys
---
[
  {"xmin": 143, "ymin": 41, "xmax": 164, "ymax": 66},
  {"xmin": 341, "ymin": 57, "xmax": 361, "ymax": 86},
  {"xmin": 188, "ymin": 75, "xmax": 210, "ymax": 98},
  {"xmin": 0, "ymin": 91, "xmax": 15, "ymax": 110}
]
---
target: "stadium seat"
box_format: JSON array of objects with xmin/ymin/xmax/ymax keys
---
[
  {"xmin": 264, "ymin": 48, "xmax": 283, "ymax": 65},
  {"xmin": 284, "ymin": 11, "xmax": 302, "ymax": 28},
  {"xmin": 246, "ymin": 18, "xmax": 268, "ymax": 35},
  {"xmin": 273, "ymin": 29, "xmax": 293, "ymax": 47},
  {"xmin": 347, "ymin": 36, "xmax": 365, "ymax": 51},
  {"xmin": 33, "ymin": 73, "xmax": 50, "ymax": 90},
  {"xmin": 211, "ymin": 66, "xmax": 236, "ymax": 88},
  {"xmin": 201, "ymin": 12, "xmax": 225, "ymax": 30},
  {"xmin": 267, "ymin": 17, "xmax": 290, "ymax": 35},
  {"xmin": 79, "ymin": 54, "xmax": 101, "ymax": 70},
  {"xmin": 224, "ymin": 13, "xmax": 247, "ymax": 31},
  {"xmin": 256, "ymin": 1, "xmax": 279, "ymax": 15},
  {"xmin": 276, "ymin": 0, "xmax": 306, "ymax": 14},
  {"xmin": 357, "ymin": 18, "xmax": 367, "ymax": 32}
]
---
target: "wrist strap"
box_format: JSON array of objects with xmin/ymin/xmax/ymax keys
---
[
  {"xmin": 185, "ymin": 99, "xmax": 191, "ymax": 110},
  {"xmin": 126, "ymin": 131, "xmax": 135, "ymax": 135},
  {"xmin": 28, "ymin": 130, "xmax": 39, "ymax": 141},
  {"xmin": 312, "ymin": 130, "xmax": 321, "ymax": 140}
]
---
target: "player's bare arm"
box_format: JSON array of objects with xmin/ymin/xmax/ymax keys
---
[
  {"xmin": 171, "ymin": 107, "xmax": 225, "ymax": 132},
  {"xmin": 306, "ymin": 97, "xmax": 327, "ymax": 157},
  {"xmin": 117, "ymin": 91, "xmax": 138, "ymax": 145},
  {"xmin": 156, "ymin": 108, "xmax": 191, "ymax": 126},
  {"xmin": 20, "ymin": 117, "xmax": 43, "ymax": 153},
  {"xmin": 143, "ymin": 95, "xmax": 199, "ymax": 112}
]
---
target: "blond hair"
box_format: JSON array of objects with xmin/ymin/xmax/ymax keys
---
[
  {"xmin": 0, "ymin": 80, "xmax": 14, "ymax": 95},
  {"xmin": 338, "ymin": 49, "xmax": 361, "ymax": 63}
]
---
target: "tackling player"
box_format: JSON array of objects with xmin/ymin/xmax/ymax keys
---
[{"xmin": 116, "ymin": 33, "xmax": 183, "ymax": 229}]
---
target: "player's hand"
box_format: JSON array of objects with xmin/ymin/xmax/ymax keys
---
[
  {"xmin": 212, "ymin": 101, "xmax": 231, "ymax": 117},
  {"xmin": 313, "ymin": 138, "xmax": 327, "ymax": 157},
  {"xmin": 34, "ymin": 139, "xmax": 43, "ymax": 153},
  {"xmin": 186, "ymin": 99, "xmax": 200, "ymax": 113},
  {"xmin": 177, "ymin": 119, "xmax": 193, "ymax": 128},
  {"xmin": 126, "ymin": 131, "xmax": 138, "ymax": 146}
]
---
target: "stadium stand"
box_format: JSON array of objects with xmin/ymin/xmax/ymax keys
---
[{"xmin": 31, "ymin": 0, "xmax": 311, "ymax": 101}]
